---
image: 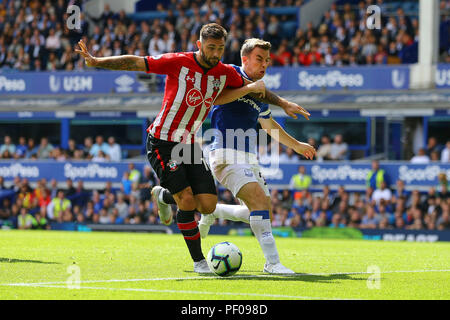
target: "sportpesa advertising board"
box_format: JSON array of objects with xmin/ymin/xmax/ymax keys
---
[{"xmin": 0, "ymin": 161, "xmax": 448, "ymax": 189}]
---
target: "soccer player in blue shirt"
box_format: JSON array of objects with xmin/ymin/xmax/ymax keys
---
[{"xmin": 153, "ymin": 38, "xmax": 316, "ymax": 274}]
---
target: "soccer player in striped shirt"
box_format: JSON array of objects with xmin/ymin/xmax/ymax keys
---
[{"xmin": 76, "ymin": 23, "xmax": 307, "ymax": 273}]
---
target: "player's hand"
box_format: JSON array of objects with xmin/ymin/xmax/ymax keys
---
[
  {"xmin": 75, "ymin": 40, "xmax": 97, "ymax": 67},
  {"xmin": 294, "ymin": 142, "xmax": 316, "ymax": 160},
  {"xmin": 282, "ymin": 101, "xmax": 310, "ymax": 120},
  {"xmin": 247, "ymin": 80, "xmax": 266, "ymax": 99}
]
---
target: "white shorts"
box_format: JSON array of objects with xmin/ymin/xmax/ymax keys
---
[{"xmin": 208, "ymin": 148, "xmax": 270, "ymax": 198}]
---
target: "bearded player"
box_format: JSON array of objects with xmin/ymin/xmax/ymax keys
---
[
  {"xmin": 76, "ymin": 23, "xmax": 308, "ymax": 274},
  {"xmin": 153, "ymin": 38, "xmax": 316, "ymax": 274}
]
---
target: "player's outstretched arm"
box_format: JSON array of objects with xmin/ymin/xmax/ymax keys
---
[
  {"xmin": 259, "ymin": 117, "xmax": 316, "ymax": 160},
  {"xmin": 243, "ymin": 78, "xmax": 310, "ymax": 120},
  {"xmin": 214, "ymin": 80, "xmax": 266, "ymax": 105},
  {"xmin": 75, "ymin": 40, "xmax": 146, "ymax": 71}
]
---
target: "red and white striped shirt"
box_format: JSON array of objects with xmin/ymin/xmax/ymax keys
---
[{"xmin": 145, "ymin": 52, "xmax": 244, "ymax": 143}]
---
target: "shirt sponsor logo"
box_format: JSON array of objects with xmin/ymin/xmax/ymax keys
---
[{"xmin": 186, "ymin": 88, "xmax": 204, "ymax": 107}]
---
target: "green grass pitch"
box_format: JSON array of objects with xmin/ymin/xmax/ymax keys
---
[{"xmin": 0, "ymin": 230, "xmax": 449, "ymax": 300}]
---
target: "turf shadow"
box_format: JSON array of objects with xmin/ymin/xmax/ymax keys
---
[
  {"xmin": 182, "ymin": 270, "xmax": 367, "ymax": 283},
  {"xmin": 0, "ymin": 257, "xmax": 61, "ymax": 264}
]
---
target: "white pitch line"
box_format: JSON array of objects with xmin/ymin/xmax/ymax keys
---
[
  {"xmin": 2, "ymin": 269, "xmax": 449, "ymax": 287},
  {"xmin": 2, "ymin": 283, "xmax": 357, "ymax": 300}
]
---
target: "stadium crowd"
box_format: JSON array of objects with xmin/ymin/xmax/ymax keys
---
[
  {"xmin": 0, "ymin": 134, "xmax": 123, "ymax": 161},
  {"xmin": 1, "ymin": 133, "xmax": 449, "ymax": 163},
  {"xmin": 0, "ymin": 159, "xmax": 448, "ymax": 231},
  {"xmin": 0, "ymin": 0, "xmax": 449, "ymax": 72}
]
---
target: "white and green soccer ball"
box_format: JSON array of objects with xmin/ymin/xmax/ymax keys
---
[{"xmin": 207, "ymin": 241, "xmax": 243, "ymax": 277}]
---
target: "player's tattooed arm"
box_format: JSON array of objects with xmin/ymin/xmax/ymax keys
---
[
  {"xmin": 214, "ymin": 80, "xmax": 266, "ymax": 105},
  {"xmin": 75, "ymin": 40, "xmax": 146, "ymax": 71}
]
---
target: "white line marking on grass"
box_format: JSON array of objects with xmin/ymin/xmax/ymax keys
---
[
  {"xmin": 3, "ymin": 268, "xmax": 449, "ymax": 287},
  {"xmin": 2, "ymin": 283, "xmax": 357, "ymax": 300}
]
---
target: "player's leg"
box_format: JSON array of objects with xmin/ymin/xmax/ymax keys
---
[
  {"xmin": 146, "ymin": 135, "xmax": 210, "ymax": 273},
  {"xmin": 237, "ymin": 182, "xmax": 294, "ymax": 274},
  {"xmin": 147, "ymin": 135, "xmax": 177, "ymax": 225}
]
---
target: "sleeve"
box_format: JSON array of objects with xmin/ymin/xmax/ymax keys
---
[
  {"xmin": 224, "ymin": 64, "xmax": 245, "ymax": 88},
  {"xmin": 258, "ymin": 103, "xmax": 271, "ymax": 119},
  {"xmin": 144, "ymin": 53, "xmax": 180, "ymax": 75}
]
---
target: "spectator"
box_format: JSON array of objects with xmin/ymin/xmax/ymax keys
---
[
  {"xmin": 128, "ymin": 163, "xmax": 141, "ymax": 184},
  {"xmin": 14, "ymin": 136, "xmax": 27, "ymax": 159},
  {"xmin": 366, "ymin": 160, "xmax": 389, "ymax": 190},
  {"xmin": 426, "ymin": 136, "xmax": 441, "ymax": 158},
  {"xmin": 37, "ymin": 137, "xmax": 54, "ymax": 159},
  {"xmin": 329, "ymin": 213, "xmax": 346, "ymax": 228},
  {"xmin": 360, "ymin": 205, "xmax": 379, "ymax": 229},
  {"xmin": 441, "ymin": 141, "xmax": 450, "ymax": 163},
  {"xmin": 32, "ymin": 211, "xmax": 49, "ymax": 230},
  {"xmin": 92, "ymin": 150, "xmax": 109, "ymax": 162},
  {"xmin": 121, "ymin": 171, "xmax": 132, "ymax": 196},
  {"xmin": 25, "ymin": 138, "xmax": 38, "ymax": 159},
  {"xmin": 90, "ymin": 135, "xmax": 109, "ymax": 158},
  {"xmin": 317, "ymin": 135, "xmax": 332, "ymax": 161},
  {"xmin": 329, "ymin": 134, "xmax": 348, "ymax": 160},
  {"xmin": 47, "ymin": 189, "xmax": 72, "ymax": 222},
  {"xmin": 83, "ymin": 136, "xmax": 94, "ymax": 159},
  {"xmin": 279, "ymin": 147, "xmax": 299, "ymax": 163},
  {"xmin": 392, "ymin": 179, "xmax": 408, "ymax": 203},
  {"xmin": 437, "ymin": 172, "xmax": 449, "ymax": 195},
  {"xmin": 106, "ymin": 136, "xmax": 121, "ymax": 162},
  {"xmin": 139, "ymin": 166, "xmax": 157, "ymax": 201},
  {"xmin": 0, "ymin": 135, "xmax": 16, "ymax": 157},
  {"xmin": 398, "ymin": 33, "xmax": 418, "ymax": 64},
  {"xmin": 17, "ymin": 208, "xmax": 33, "ymax": 230},
  {"xmin": 65, "ymin": 179, "xmax": 76, "ymax": 197},
  {"xmin": 289, "ymin": 165, "xmax": 312, "ymax": 193},
  {"xmin": 66, "ymin": 138, "xmax": 78, "ymax": 158},
  {"xmin": 372, "ymin": 181, "xmax": 393, "ymax": 206},
  {"xmin": 411, "ymin": 148, "xmax": 430, "ymax": 164}
]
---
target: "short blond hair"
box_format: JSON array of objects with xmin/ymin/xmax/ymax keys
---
[{"xmin": 240, "ymin": 38, "xmax": 271, "ymax": 58}]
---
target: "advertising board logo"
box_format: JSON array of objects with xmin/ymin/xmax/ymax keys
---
[
  {"xmin": 0, "ymin": 76, "xmax": 26, "ymax": 92},
  {"xmin": 49, "ymin": 75, "xmax": 93, "ymax": 93},
  {"xmin": 263, "ymin": 73, "xmax": 281, "ymax": 90},
  {"xmin": 436, "ymin": 67, "xmax": 450, "ymax": 87},
  {"xmin": 298, "ymin": 71, "xmax": 364, "ymax": 90},
  {"xmin": 115, "ymin": 74, "xmax": 135, "ymax": 93},
  {"xmin": 391, "ymin": 69, "xmax": 406, "ymax": 89}
]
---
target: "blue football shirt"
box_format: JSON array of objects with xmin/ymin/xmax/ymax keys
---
[{"xmin": 209, "ymin": 65, "xmax": 271, "ymax": 154}]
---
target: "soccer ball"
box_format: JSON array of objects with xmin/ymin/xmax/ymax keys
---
[{"xmin": 207, "ymin": 241, "xmax": 243, "ymax": 277}]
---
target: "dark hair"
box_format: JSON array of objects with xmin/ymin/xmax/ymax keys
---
[{"xmin": 199, "ymin": 23, "xmax": 227, "ymax": 42}]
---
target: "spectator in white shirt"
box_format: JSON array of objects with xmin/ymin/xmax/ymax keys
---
[
  {"xmin": 411, "ymin": 148, "xmax": 430, "ymax": 164},
  {"xmin": 45, "ymin": 28, "xmax": 61, "ymax": 51},
  {"xmin": 148, "ymin": 33, "xmax": 164, "ymax": 56},
  {"xmin": 441, "ymin": 141, "xmax": 450, "ymax": 163},
  {"xmin": 106, "ymin": 136, "xmax": 122, "ymax": 162},
  {"xmin": 0, "ymin": 135, "xmax": 16, "ymax": 156},
  {"xmin": 372, "ymin": 181, "xmax": 392, "ymax": 205},
  {"xmin": 329, "ymin": 134, "xmax": 348, "ymax": 160},
  {"xmin": 279, "ymin": 147, "xmax": 299, "ymax": 163},
  {"xmin": 317, "ymin": 135, "xmax": 332, "ymax": 161}
]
